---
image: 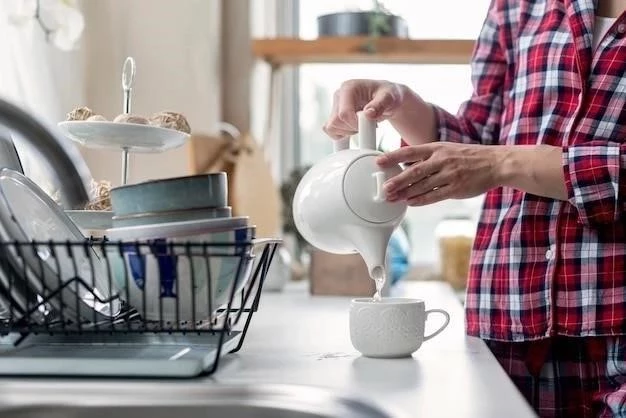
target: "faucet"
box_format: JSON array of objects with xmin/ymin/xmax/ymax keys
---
[{"xmin": 0, "ymin": 98, "xmax": 91, "ymax": 209}]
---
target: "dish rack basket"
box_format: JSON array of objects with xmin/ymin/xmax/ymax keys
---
[{"xmin": 0, "ymin": 237, "xmax": 280, "ymax": 378}]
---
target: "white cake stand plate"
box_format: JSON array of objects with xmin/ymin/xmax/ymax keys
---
[{"xmin": 57, "ymin": 121, "xmax": 189, "ymax": 153}]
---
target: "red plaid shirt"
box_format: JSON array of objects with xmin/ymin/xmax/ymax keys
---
[{"xmin": 432, "ymin": 0, "xmax": 626, "ymax": 341}]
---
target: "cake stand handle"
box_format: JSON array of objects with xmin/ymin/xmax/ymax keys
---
[
  {"xmin": 122, "ymin": 57, "xmax": 136, "ymax": 114},
  {"xmin": 121, "ymin": 57, "xmax": 136, "ymax": 185}
]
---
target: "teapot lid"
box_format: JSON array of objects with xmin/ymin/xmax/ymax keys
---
[{"xmin": 343, "ymin": 154, "xmax": 406, "ymax": 223}]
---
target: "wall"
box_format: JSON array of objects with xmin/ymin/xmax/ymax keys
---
[
  {"xmin": 221, "ymin": 0, "xmax": 251, "ymax": 133},
  {"xmin": 79, "ymin": 0, "xmax": 222, "ymax": 186}
]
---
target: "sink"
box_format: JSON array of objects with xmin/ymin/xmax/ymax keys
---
[{"xmin": 0, "ymin": 383, "xmax": 398, "ymax": 418}]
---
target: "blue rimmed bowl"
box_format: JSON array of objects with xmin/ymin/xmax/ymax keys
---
[
  {"xmin": 110, "ymin": 173, "xmax": 228, "ymax": 217},
  {"xmin": 105, "ymin": 218, "xmax": 254, "ymax": 323}
]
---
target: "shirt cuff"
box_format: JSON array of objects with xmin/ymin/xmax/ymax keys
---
[
  {"xmin": 563, "ymin": 142, "xmax": 621, "ymax": 226},
  {"xmin": 431, "ymin": 103, "xmax": 476, "ymax": 144},
  {"xmin": 433, "ymin": 104, "xmax": 456, "ymax": 142}
]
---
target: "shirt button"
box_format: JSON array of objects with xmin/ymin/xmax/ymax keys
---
[
  {"xmin": 545, "ymin": 247, "xmax": 555, "ymax": 261},
  {"xmin": 618, "ymin": 23, "xmax": 626, "ymax": 34}
]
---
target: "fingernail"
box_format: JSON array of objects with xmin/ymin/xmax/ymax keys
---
[
  {"xmin": 383, "ymin": 181, "xmax": 394, "ymax": 191},
  {"xmin": 364, "ymin": 107, "xmax": 376, "ymax": 114}
]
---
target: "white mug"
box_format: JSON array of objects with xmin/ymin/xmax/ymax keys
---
[{"xmin": 349, "ymin": 298, "xmax": 450, "ymax": 358}]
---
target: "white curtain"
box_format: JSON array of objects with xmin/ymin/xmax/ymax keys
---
[
  {"xmin": 0, "ymin": 2, "xmax": 66, "ymax": 123},
  {"xmin": 250, "ymin": 0, "xmax": 299, "ymax": 182},
  {"xmin": 0, "ymin": 1, "xmax": 87, "ymax": 200}
]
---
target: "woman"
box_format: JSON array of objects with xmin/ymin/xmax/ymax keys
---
[{"xmin": 324, "ymin": 0, "xmax": 626, "ymax": 416}]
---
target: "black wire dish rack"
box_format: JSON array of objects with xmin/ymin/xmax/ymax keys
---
[{"xmin": 0, "ymin": 235, "xmax": 280, "ymax": 378}]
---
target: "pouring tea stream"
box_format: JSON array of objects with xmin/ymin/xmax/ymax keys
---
[{"xmin": 293, "ymin": 111, "xmax": 407, "ymax": 291}]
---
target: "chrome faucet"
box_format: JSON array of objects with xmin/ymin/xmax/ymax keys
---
[{"xmin": 0, "ymin": 98, "xmax": 90, "ymax": 209}]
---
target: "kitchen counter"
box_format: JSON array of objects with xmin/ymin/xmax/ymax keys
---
[{"xmin": 0, "ymin": 280, "xmax": 536, "ymax": 418}]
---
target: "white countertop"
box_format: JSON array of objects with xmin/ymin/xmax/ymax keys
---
[
  {"xmin": 213, "ymin": 280, "xmax": 536, "ymax": 418},
  {"xmin": 0, "ymin": 280, "xmax": 536, "ymax": 418}
]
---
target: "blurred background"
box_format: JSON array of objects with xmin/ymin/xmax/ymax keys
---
[{"xmin": 0, "ymin": 0, "xmax": 492, "ymax": 294}]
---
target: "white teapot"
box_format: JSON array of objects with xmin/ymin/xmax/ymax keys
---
[{"xmin": 293, "ymin": 111, "xmax": 407, "ymax": 280}]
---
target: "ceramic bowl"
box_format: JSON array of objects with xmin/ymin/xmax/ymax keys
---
[
  {"xmin": 111, "ymin": 206, "xmax": 232, "ymax": 228},
  {"xmin": 110, "ymin": 173, "xmax": 227, "ymax": 217},
  {"xmin": 105, "ymin": 218, "xmax": 255, "ymax": 323}
]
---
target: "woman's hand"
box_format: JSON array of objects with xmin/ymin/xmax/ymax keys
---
[
  {"xmin": 324, "ymin": 79, "xmax": 437, "ymax": 145},
  {"xmin": 377, "ymin": 142, "xmax": 503, "ymax": 206}
]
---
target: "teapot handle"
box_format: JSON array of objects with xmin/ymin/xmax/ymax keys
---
[
  {"xmin": 333, "ymin": 137, "xmax": 350, "ymax": 153},
  {"xmin": 372, "ymin": 171, "xmax": 386, "ymax": 202}
]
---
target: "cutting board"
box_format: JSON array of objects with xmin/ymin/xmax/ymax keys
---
[
  {"xmin": 187, "ymin": 133, "xmax": 232, "ymax": 175},
  {"xmin": 231, "ymin": 133, "xmax": 281, "ymax": 238},
  {"xmin": 188, "ymin": 132, "xmax": 282, "ymax": 239}
]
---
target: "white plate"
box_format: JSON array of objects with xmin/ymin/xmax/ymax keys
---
[
  {"xmin": 106, "ymin": 217, "xmax": 249, "ymax": 241},
  {"xmin": 65, "ymin": 210, "xmax": 114, "ymax": 239},
  {"xmin": 57, "ymin": 121, "xmax": 189, "ymax": 153},
  {"xmin": 65, "ymin": 210, "xmax": 113, "ymax": 230},
  {"xmin": 0, "ymin": 169, "xmax": 122, "ymax": 322}
]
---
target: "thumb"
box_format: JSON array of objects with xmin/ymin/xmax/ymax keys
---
[{"xmin": 363, "ymin": 88, "xmax": 397, "ymax": 120}]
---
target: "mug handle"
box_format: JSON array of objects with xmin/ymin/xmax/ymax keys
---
[{"xmin": 423, "ymin": 309, "xmax": 451, "ymax": 341}]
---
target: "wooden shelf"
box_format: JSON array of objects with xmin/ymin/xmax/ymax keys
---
[{"xmin": 252, "ymin": 37, "xmax": 475, "ymax": 66}]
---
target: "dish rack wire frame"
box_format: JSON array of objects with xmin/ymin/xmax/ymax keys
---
[{"xmin": 0, "ymin": 237, "xmax": 280, "ymax": 376}]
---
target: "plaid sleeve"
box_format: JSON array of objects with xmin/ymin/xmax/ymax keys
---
[
  {"xmin": 433, "ymin": 0, "xmax": 507, "ymax": 146},
  {"xmin": 563, "ymin": 141, "xmax": 622, "ymax": 226}
]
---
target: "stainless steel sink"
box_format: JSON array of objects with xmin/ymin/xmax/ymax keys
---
[{"xmin": 0, "ymin": 383, "xmax": 398, "ymax": 418}]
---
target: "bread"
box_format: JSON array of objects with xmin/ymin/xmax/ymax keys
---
[
  {"xmin": 149, "ymin": 111, "xmax": 191, "ymax": 133},
  {"xmin": 66, "ymin": 106, "xmax": 94, "ymax": 121},
  {"xmin": 84, "ymin": 179, "xmax": 112, "ymax": 211},
  {"xmin": 113, "ymin": 114, "xmax": 149, "ymax": 124}
]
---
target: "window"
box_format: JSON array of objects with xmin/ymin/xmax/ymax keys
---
[{"xmin": 291, "ymin": 0, "xmax": 491, "ymax": 265}]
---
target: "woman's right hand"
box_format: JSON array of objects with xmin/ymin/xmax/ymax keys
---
[{"xmin": 323, "ymin": 79, "xmax": 408, "ymax": 140}]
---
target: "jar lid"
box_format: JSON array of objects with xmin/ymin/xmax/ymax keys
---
[{"xmin": 342, "ymin": 154, "xmax": 406, "ymax": 223}]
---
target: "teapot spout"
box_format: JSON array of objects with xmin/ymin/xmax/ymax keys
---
[{"xmin": 344, "ymin": 225, "xmax": 393, "ymax": 280}]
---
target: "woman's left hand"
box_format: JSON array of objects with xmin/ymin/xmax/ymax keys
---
[{"xmin": 376, "ymin": 142, "xmax": 502, "ymax": 206}]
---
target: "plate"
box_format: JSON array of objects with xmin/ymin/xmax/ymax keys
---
[
  {"xmin": 0, "ymin": 169, "xmax": 122, "ymax": 322},
  {"xmin": 0, "ymin": 248, "xmax": 43, "ymax": 320},
  {"xmin": 65, "ymin": 210, "xmax": 114, "ymax": 239},
  {"xmin": 106, "ymin": 216, "xmax": 249, "ymax": 241},
  {"xmin": 65, "ymin": 210, "xmax": 113, "ymax": 231},
  {"xmin": 57, "ymin": 121, "xmax": 189, "ymax": 153}
]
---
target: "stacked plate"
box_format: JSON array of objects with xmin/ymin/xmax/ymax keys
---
[
  {"xmin": 104, "ymin": 173, "xmax": 256, "ymax": 323},
  {"xmin": 109, "ymin": 173, "xmax": 231, "ymax": 227},
  {"xmin": 0, "ymin": 169, "xmax": 255, "ymax": 326},
  {"xmin": 0, "ymin": 169, "xmax": 122, "ymax": 323}
]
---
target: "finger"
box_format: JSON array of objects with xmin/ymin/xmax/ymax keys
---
[
  {"xmin": 377, "ymin": 145, "xmax": 435, "ymax": 168},
  {"xmin": 336, "ymin": 89, "xmax": 359, "ymax": 131},
  {"xmin": 407, "ymin": 185, "xmax": 452, "ymax": 206},
  {"xmin": 390, "ymin": 172, "xmax": 445, "ymax": 201},
  {"xmin": 325, "ymin": 93, "xmax": 357, "ymax": 138},
  {"xmin": 323, "ymin": 125, "xmax": 356, "ymax": 140},
  {"xmin": 383, "ymin": 157, "xmax": 442, "ymax": 195},
  {"xmin": 363, "ymin": 86, "xmax": 398, "ymax": 120}
]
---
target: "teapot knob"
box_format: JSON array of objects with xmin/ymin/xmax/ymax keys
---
[{"xmin": 357, "ymin": 111, "xmax": 377, "ymax": 150}]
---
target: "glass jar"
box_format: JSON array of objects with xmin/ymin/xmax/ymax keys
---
[{"xmin": 434, "ymin": 212, "xmax": 476, "ymax": 290}]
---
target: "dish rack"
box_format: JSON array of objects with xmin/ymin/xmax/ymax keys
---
[{"xmin": 0, "ymin": 238, "xmax": 280, "ymax": 378}]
